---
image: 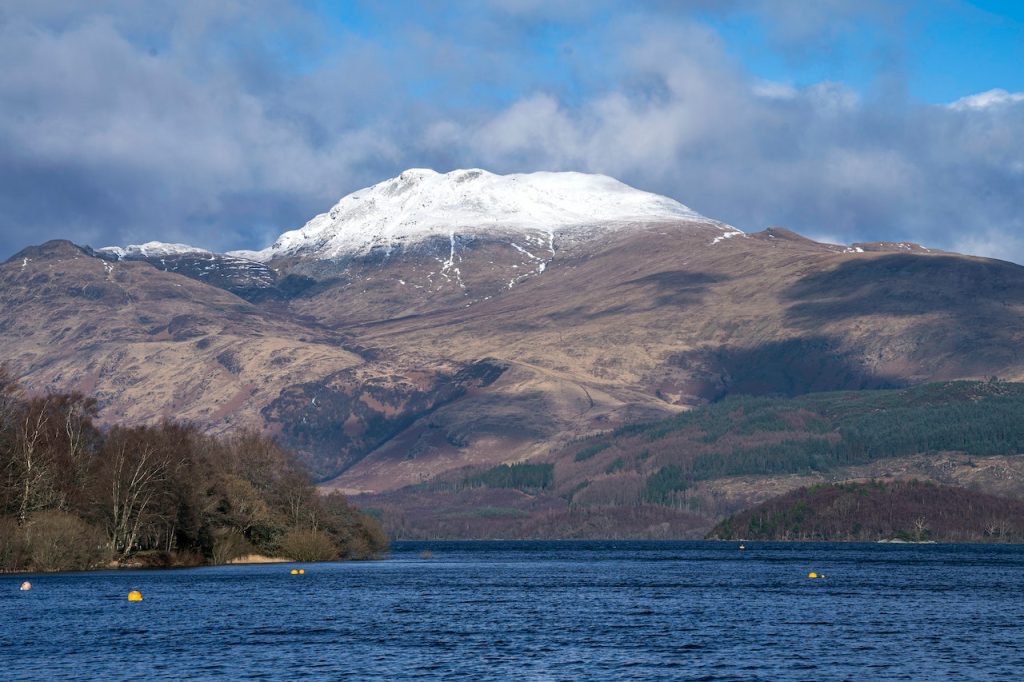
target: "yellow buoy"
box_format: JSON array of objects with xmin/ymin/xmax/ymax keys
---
[
  {"xmin": 127, "ymin": 590, "xmax": 143, "ymax": 602},
  {"xmin": 298, "ymin": 569, "xmax": 305, "ymax": 575},
  {"xmin": 807, "ymin": 572, "xmax": 818, "ymax": 579},
  {"xmin": 290, "ymin": 569, "xmax": 299, "ymax": 575},
  {"xmin": 19, "ymin": 581, "xmax": 31, "ymax": 591}
]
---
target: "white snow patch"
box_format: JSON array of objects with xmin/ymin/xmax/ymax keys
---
[
  {"xmin": 98, "ymin": 241, "xmax": 211, "ymax": 259},
  {"xmin": 510, "ymin": 241, "xmax": 551, "ymax": 276},
  {"xmin": 21, "ymin": 257, "xmax": 28, "ymax": 269},
  {"xmin": 710, "ymin": 229, "xmax": 744, "ymax": 245},
  {"xmin": 510, "ymin": 242, "xmax": 539, "ymax": 260},
  {"xmin": 436, "ymin": 230, "xmax": 465, "ymax": 288}
]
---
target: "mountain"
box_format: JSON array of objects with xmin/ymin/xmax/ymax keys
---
[{"xmin": 4, "ymin": 169, "xmax": 1024, "ymax": 525}]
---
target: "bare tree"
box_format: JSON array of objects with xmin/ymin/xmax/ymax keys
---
[
  {"xmin": 985, "ymin": 517, "xmax": 1012, "ymax": 541},
  {"xmin": 104, "ymin": 436, "xmax": 170, "ymax": 558},
  {"xmin": 14, "ymin": 398, "xmax": 55, "ymax": 524},
  {"xmin": 912, "ymin": 516, "xmax": 929, "ymax": 542}
]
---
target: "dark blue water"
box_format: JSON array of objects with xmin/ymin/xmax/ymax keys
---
[{"xmin": 2, "ymin": 541, "xmax": 1023, "ymax": 680}]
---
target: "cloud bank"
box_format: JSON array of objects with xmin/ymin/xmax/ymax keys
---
[{"xmin": 0, "ymin": 1, "xmax": 1022, "ymax": 264}]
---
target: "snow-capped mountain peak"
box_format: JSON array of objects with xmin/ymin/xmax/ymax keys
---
[{"xmin": 229, "ymin": 168, "xmax": 713, "ymax": 262}]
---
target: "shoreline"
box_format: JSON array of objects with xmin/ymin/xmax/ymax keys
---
[{"xmin": 6, "ymin": 538, "xmax": 1017, "ymax": 576}]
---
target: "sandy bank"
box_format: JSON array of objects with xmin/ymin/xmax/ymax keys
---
[{"xmin": 227, "ymin": 554, "xmax": 291, "ymax": 564}]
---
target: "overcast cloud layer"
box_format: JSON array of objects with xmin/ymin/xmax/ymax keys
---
[{"xmin": 1, "ymin": 1, "xmax": 1022, "ymax": 263}]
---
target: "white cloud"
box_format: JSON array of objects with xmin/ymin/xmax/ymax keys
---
[{"xmin": 949, "ymin": 89, "xmax": 1024, "ymax": 111}]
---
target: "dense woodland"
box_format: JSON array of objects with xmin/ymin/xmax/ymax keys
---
[
  {"xmin": 708, "ymin": 480, "xmax": 1024, "ymax": 542},
  {"xmin": 0, "ymin": 367, "xmax": 386, "ymax": 572}
]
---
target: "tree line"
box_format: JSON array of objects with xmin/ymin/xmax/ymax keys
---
[{"xmin": 0, "ymin": 367, "xmax": 386, "ymax": 572}]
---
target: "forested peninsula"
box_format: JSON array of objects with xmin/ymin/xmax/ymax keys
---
[
  {"xmin": 708, "ymin": 480, "xmax": 1024, "ymax": 543},
  {"xmin": 0, "ymin": 368, "xmax": 386, "ymax": 573}
]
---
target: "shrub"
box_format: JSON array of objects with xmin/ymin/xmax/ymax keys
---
[
  {"xmin": 25, "ymin": 511, "xmax": 109, "ymax": 572},
  {"xmin": 0, "ymin": 516, "xmax": 28, "ymax": 571},
  {"xmin": 211, "ymin": 529, "xmax": 257, "ymax": 564},
  {"xmin": 279, "ymin": 529, "xmax": 339, "ymax": 562},
  {"xmin": 352, "ymin": 514, "xmax": 388, "ymax": 559}
]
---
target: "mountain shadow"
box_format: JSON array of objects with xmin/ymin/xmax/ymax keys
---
[
  {"xmin": 620, "ymin": 270, "xmax": 727, "ymax": 308},
  {"xmin": 784, "ymin": 254, "xmax": 1024, "ymax": 325},
  {"xmin": 670, "ymin": 336, "xmax": 904, "ymax": 401}
]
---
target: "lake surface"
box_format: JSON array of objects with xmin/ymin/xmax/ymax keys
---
[{"xmin": 2, "ymin": 541, "xmax": 1023, "ymax": 680}]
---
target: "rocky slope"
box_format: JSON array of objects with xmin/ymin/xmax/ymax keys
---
[{"xmin": 4, "ymin": 169, "xmax": 1024, "ymax": 497}]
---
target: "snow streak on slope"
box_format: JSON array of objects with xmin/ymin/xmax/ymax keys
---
[{"xmin": 230, "ymin": 169, "xmax": 713, "ymax": 262}]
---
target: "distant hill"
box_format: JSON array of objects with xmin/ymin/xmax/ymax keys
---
[{"xmin": 707, "ymin": 480, "xmax": 1024, "ymax": 543}]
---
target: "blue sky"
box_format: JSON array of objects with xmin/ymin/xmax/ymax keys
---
[
  {"xmin": 0, "ymin": 0, "xmax": 1022, "ymax": 262},
  {"xmin": 712, "ymin": 1, "xmax": 1024, "ymax": 102},
  {"xmin": 314, "ymin": 1, "xmax": 1024, "ymax": 104}
]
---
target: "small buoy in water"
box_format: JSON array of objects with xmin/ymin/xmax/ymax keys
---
[
  {"xmin": 807, "ymin": 572, "xmax": 818, "ymax": 579},
  {"xmin": 127, "ymin": 590, "xmax": 143, "ymax": 602},
  {"xmin": 739, "ymin": 544, "xmax": 745, "ymax": 550},
  {"xmin": 420, "ymin": 550, "xmax": 433, "ymax": 560},
  {"xmin": 299, "ymin": 569, "xmax": 305, "ymax": 575},
  {"xmin": 19, "ymin": 581, "xmax": 31, "ymax": 591},
  {"xmin": 290, "ymin": 569, "xmax": 299, "ymax": 575}
]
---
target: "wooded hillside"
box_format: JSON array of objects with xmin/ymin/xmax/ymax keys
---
[{"xmin": 557, "ymin": 380, "xmax": 1024, "ymax": 509}]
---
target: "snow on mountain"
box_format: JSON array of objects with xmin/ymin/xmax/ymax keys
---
[
  {"xmin": 98, "ymin": 241, "xmax": 211, "ymax": 259},
  {"xmin": 229, "ymin": 169, "xmax": 719, "ymax": 262}
]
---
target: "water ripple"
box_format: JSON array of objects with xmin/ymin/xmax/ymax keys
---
[{"xmin": 2, "ymin": 541, "xmax": 1023, "ymax": 680}]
